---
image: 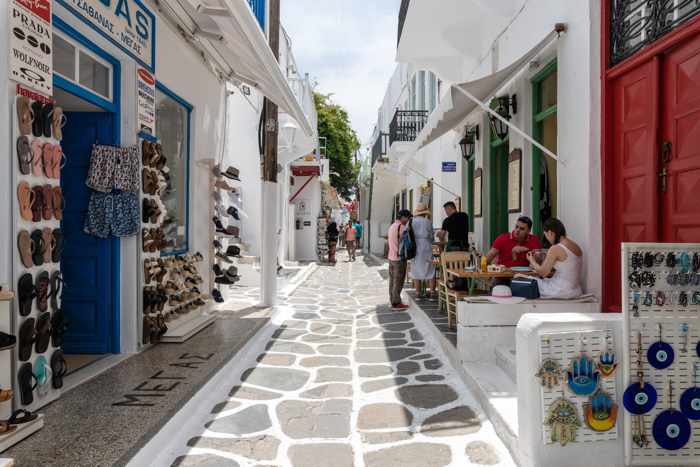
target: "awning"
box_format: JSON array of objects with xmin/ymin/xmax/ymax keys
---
[
  {"xmin": 170, "ymin": 0, "xmax": 313, "ymax": 136},
  {"xmin": 415, "ymin": 28, "xmax": 561, "ymax": 156}
]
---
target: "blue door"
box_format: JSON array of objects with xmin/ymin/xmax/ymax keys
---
[{"xmin": 61, "ymin": 112, "xmax": 119, "ymax": 354}]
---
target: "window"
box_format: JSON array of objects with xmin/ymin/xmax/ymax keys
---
[
  {"xmin": 52, "ymin": 32, "xmax": 113, "ymax": 101},
  {"xmin": 409, "ymin": 189, "xmax": 414, "ymax": 212},
  {"xmin": 418, "ymin": 71, "xmax": 426, "ymax": 110},
  {"xmin": 156, "ymin": 83, "xmax": 192, "ymax": 255},
  {"xmin": 409, "ymin": 75, "xmax": 417, "ymax": 110},
  {"xmin": 428, "ymin": 72, "xmax": 437, "ymax": 112}
]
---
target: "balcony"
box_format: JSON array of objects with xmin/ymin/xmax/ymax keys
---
[
  {"xmin": 389, "ymin": 110, "xmax": 428, "ymax": 146},
  {"xmin": 371, "ymin": 133, "xmax": 389, "ymax": 166},
  {"xmin": 398, "ymin": 0, "xmax": 410, "ymax": 47},
  {"xmin": 247, "ymin": 0, "xmax": 266, "ymax": 31}
]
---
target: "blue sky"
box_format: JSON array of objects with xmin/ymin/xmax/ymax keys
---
[{"xmin": 282, "ymin": 0, "xmax": 401, "ymax": 146}]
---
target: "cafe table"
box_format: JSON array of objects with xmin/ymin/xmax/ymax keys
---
[{"xmin": 445, "ymin": 268, "xmax": 530, "ymax": 295}]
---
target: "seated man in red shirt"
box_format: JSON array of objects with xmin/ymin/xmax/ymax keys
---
[{"xmin": 486, "ymin": 216, "xmax": 542, "ymax": 268}]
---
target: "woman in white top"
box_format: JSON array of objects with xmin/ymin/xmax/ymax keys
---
[{"xmin": 526, "ymin": 218, "xmax": 583, "ymax": 299}]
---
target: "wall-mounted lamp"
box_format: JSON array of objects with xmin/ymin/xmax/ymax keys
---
[
  {"xmin": 459, "ymin": 125, "xmax": 479, "ymax": 161},
  {"xmin": 489, "ymin": 94, "xmax": 517, "ymax": 141}
]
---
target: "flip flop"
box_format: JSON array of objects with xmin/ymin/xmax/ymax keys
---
[
  {"xmin": 50, "ymin": 271, "xmax": 62, "ymax": 311},
  {"xmin": 51, "ymin": 350, "xmax": 67, "ymax": 389},
  {"xmin": 42, "ymin": 143, "xmax": 53, "ymax": 178},
  {"xmin": 52, "ymin": 145, "xmax": 65, "ymax": 179},
  {"xmin": 52, "ymin": 107, "xmax": 66, "ymax": 141},
  {"xmin": 0, "ymin": 422, "xmax": 16, "ymax": 435},
  {"xmin": 35, "ymin": 272, "xmax": 49, "ymax": 312},
  {"xmin": 52, "ymin": 229, "xmax": 63, "ymax": 263},
  {"xmin": 16, "ymin": 96, "xmax": 34, "ymax": 136},
  {"xmin": 17, "ymin": 230, "xmax": 33, "ymax": 268},
  {"xmin": 7, "ymin": 409, "xmax": 37, "ymax": 425},
  {"xmin": 17, "ymin": 363, "xmax": 37, "ymax": 406},
  {"xmin": 30, "ymin": 230, "xmax": 44, "ymax": 267},
  {"xmin": 52, "ymin": 187, "xmax": 63, "ymax": 220},
  {"xmin": 41, "ymin": 103, "xmax": 54, "ymax": 138},
  {"xmin": 17, "ymin": 182, "xmax": 34, "ymax": 221},
  {"xmin": 16, "ymin": 136, "xmax": 32, "ymax": 175},
  {"xmin": 0, "ymin": 389, "xmax": 12, "ymax": 403},
  {"xmin": 51, "ymin": 310, "xmax": 67, "ymax": 348},
  {"xmin": 18, "ymin": 273, "xmax": 35, "ymax": 316},
  {"xmin": 31, "ymin": 139, "xmax": 43, "ymax": 176},
  {"xmin": 31, "ymin": 186, "xmax": 43, "ymax": 223},
  {"xmin": 30, "ymin": 101, "xmax": 43, "ymax": 137},
  {"xmin": 18, "ymin": 319, "xmax": 36, "ymax": 362},
  {"xmin": 34, "ymin": 312, "xmax": 51, "ymax": 354},
  {"xmin": 42, "ymin": 228, "xmax": 53, "ymax": 264},
  {"xmin": 42, "ymin": 185, "xmax": 53, "ymax": 220}
]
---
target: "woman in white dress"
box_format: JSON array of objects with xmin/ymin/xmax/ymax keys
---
[
  {"xmin": 526, "ymin": 218, "xmax": 583, "ymax": 299},
  {"xmin": 410, "ymin": 203, "xmax": 436, "ymax": 298}
]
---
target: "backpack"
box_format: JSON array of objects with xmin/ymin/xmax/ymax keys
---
[{"xmin": 399, "ymin": 220, "xmax": 417, "ymax": 260}]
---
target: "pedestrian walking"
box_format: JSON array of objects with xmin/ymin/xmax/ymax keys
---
[
  {"xmin": 327, "ymin": 221, "xmax": 339, "ymax": 264},
  {"xmin": 345, "ymin": 223, "xmax": 357, "ymax": 261},
  {"xmin": 388, "ymin": 209, "xmax": 411, "ymax": 310},
  {"xmin": 410, "ymin": 203, "xmax": 436, "ymax": 298},
  {"xmin": 353, "ymin": 220, "xmax": 363, "ymax": 251}
]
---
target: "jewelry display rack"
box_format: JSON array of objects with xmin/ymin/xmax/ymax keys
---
[{"xmin": 622, "ymin": 243, "xmax": 700, "ymax": 465}]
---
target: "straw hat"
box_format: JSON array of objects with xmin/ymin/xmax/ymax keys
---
[
  {"xmin": 414, "ymin": 203, "xmax": 431, "ymax": 217},
  {"xmin": 485, "ymin": 285, "xmax": 526, "ymax": 304}
]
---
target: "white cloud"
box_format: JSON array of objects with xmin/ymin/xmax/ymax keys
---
[{"xmin": 281, "ymin": 0, "xmax": 400, "ymax": 145}]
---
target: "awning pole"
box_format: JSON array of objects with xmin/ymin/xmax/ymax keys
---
[{"xmin": 453, "ymin": 84, "xmax": 562, "ymax": 164}]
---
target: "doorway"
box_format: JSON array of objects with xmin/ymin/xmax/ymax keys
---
[
  {"xmin": 489, "ymin": 137, "xmax": 509, "ymax": 244},
  {"xmin": 606, "ymin": 32, "xmax": 700, "ymax": 311},
  {"xmin": 53, "ymin": 20, "xmax": 121, "ymax": 372}
]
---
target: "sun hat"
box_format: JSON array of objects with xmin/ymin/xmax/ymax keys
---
[
  {"xmin": 485, "ymin": 285, "xmax": 526, "ymax": 304},
  {"xmin": 414, "ymin": 203, "xmax": 431, "ymax": 217}
]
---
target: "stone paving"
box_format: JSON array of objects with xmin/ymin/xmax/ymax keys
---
[{"xmin": 165, "ymin": 255, "xmax": 514, "ymax": 467}]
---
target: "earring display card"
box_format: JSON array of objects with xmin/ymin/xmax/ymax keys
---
[
  {"xmin": 539, "ymin": 330, "xmax": 619, "ymax": 445},
  {"xmin": 622, "ymin": 243, "xmax": 700, "ymax": 465}
]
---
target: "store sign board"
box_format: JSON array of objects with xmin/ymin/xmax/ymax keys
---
[
  {"xmin": 442, "ymin": 161, "xmax": 457, "ymax": 172},
  {"xmin": 136, "ymin": 67, "xmax": 156, "ymax": 136},
  {"xmin": 9, "ymin": 0, "xmax": 53, "ymax": 94},
  {"xmin": 56, "ymin": 0, "xmax": 156, "ymax": 72}
]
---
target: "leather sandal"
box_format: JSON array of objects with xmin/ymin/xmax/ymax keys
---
[
  {"xmin": 17, "ymin": 96, "xmax": 34, "ymax": 136},
  {"xmin": 52, "ymin": 187, "xmax": 63, "ymax": 220},
  {"xmin": 35, "ymin": 271, "xmax": 49, "ymax": 312},
  {"xmin": 31, "ymin": 139, "xmax": 42, "ymax": 177},
  {"xmin": 17, "ymin": 182, "xmax": 34, "ymax": 221},
  {"xmin": 42, "ymin": 228, "xmax": 53, "ymax": 264},
  {"xmin": 31, "ymin": 186, "xmax": 43, "ymax": 223},
  {"xmin": 51, "ymin": 145, "xmax": 64, "ymax": 179},
  {"xmin": 34, "ymin": 312, "xmax": 51, "ymax": 353},
  {"xmin": 42, "ymin": 143, "xmax": 53, "ymax": 178},
  {"xmin": 18, "ymin": 319, "xmax": 36, "ymax": 362},
  {"xmin": 51, "ymin": 310, "xmax": 67, "ymax": 348},
  {"xmin": 17, "ymin": 230, "xmax": 33, "ymax": 268},
  {"xmin": 30, "ymin": 230, "xmax": 44, "ymax": 266},
  {"xmin": 42, "ymin": 185, "xmax": 53, "ymax": 221},
  {"xmin": 52, "ymin": 106, "xmax": 66, "ymax": 141},
  {"xmin": 16, "ymin": 136, "xmax": 32, "ymax": 175}
]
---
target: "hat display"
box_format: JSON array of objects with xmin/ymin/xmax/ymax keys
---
[
  {"xmin": 485, "ymin": 285, "xmax": 526, "ymax": 304},
  {"xmin": 414, "ymin": 203, "xmax": 431, "ymax": 216}
]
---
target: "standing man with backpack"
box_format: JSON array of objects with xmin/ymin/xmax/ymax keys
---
[{"xmin": 387, "ymin": 209, "xmax": 412, "ymax": 310}]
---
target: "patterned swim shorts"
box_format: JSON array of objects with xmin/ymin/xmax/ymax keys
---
[
  {"xmin": 86, "ymin": 144, "xmax": 140, "ymax": 193},
  {"xmin": 84, "ymin": 191, "xmax": 140, "ymax": 238}
]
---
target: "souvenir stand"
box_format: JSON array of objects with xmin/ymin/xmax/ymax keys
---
[{"xmin": 622, "ymin": 243, "xmax": 700, "ymax": 465}]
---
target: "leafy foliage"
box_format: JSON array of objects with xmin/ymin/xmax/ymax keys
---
[{"xmin": 315, "ymin": 92, "xmax": 360, "ymax": 198}]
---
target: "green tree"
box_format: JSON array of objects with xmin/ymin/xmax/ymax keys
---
[{"xmin": 315, "ymin": 92, "xmax": 360, "ymax": 198}]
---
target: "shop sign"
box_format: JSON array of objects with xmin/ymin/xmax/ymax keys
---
[
  {"xmin": 442, "ymin": 161, "xmax": 457, "ymax": 172},
  {"xmin": 16, "ymin": 83, "xmax": 52, "ymax": 105},
  {"xmin": 9, "ymin": 0, "xmax": 53, "ymax": 94},
  {"xmin": 136, "ymin": 67, "xmax": 156, "ymax": 136},
  {"xmin": 292, "ymin": 165, "xmax": 321, "ymax": 176},
  {"xmin": 56, "ymin": 0, "xmax": 156, "ymax": 72}
]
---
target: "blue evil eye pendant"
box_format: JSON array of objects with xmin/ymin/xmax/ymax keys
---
[
  {"xmin": 648, "ymin": 324, "xmax": 674, "ymax": 370},
  {"xmin": 567, "ymin": 352, "xmax": 600, "ymax": 396},
  {"xmin": 653, "ymin": 382, "xmax": 691, "ymax": 450},
  {"xmin": 680, "ymin": 363, "xmax": 700, "ymax": 420},
  {"xmin": 624, "ymin": 332, "xmax": 658, "ymax": 415}
]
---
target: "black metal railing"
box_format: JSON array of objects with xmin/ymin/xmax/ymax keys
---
[
  {"xmin": 610, "ymin": 0, "xmax": 700, "ymax": 66},
  {"xmin": 371, "ymin": 133, "xmax": 389, "ymax": 166},
  {"xmin": 398, "ymin": 0, "xmax": 410, "ymax": 47},
  {"xmin": 389, "ymin": 110, "xmax": 428, "ymax": 145}
]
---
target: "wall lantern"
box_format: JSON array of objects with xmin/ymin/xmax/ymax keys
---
[
  {"xmin": 489, "ymin": 94, "xmax": 517, "ymax": 141},
  {"xmin": 459, "ymin": 125, "xmax": 479, "ymax": 161}
]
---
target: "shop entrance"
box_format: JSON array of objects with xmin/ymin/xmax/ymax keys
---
[
  {"xmin": 606, "ymin": 32, "xmax": 700, "ymax": 310},
  {"xmin": 489, "ymin": 137, "xmax": 509, "ymax": 244},
  {"xmin": 52, "ymin": 22, "xmax": 121, "ymax": 371}
]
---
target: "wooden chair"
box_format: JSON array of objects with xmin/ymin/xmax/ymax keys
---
[{"xmin": 440, "ymin": 251, "xmax": 471, "ymax": 329}]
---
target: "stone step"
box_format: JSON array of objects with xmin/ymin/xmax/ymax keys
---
[{"xmin": 495, "ymin": 345, "xmax": 517, "ymax": 383}]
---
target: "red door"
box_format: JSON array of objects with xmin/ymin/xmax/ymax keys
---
[
  {"xmin": 608, "ymin": 59, "xmax": 660, "ymax": 311},
  {"xmin": 661, "ymin": 35, "xmax": 700, "ymax": 241}
]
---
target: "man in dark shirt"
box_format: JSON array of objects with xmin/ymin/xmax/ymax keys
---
[{"xmin": 437, "ymin": 201, "xmax": 469, "ymax": 251}]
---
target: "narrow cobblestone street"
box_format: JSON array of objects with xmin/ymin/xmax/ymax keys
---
[{"xmin": 149, "ymin": 254, "xmax": 514, "ymax": 467}]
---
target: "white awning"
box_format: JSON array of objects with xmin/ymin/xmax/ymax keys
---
[
  {"xmin": 170, "ymin": 0, "xmax": 313, "ymax": 136},
  {"xmin": 415, "ymin": 29, "xmax": 560, "ymax": 153}
]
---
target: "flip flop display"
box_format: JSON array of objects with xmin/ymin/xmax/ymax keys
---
[
  {"xmin": 51, "ymin": 350, "xmax": 67, "ymax": 389},
  {"xmin": 18, "ymin": 362, "xmax": 37, "ymax": 406},
  {"xmin": 18, "ymin": 318, "xmax": 36, "ymax": 362}
]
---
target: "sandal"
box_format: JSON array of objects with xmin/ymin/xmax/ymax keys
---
[
  {"xmin": 7, "ymin": 409, "xmax": 38, "ymax": 425},
  {"xmin": 30, "ymin": 139, "xmax": 42, "ymax": 176},
  {"xmin": 42, "ymin": 228, "xmax": 53, "ymax": 264},
  {"xmin": 30, "ymin": 230, "xmax": 45, "ymax": 267},
  {"xmin": 0, "ymin": 389, "xmax": 12, "ymax": 403},
  {"xmin": 51, "ymin": 145, "xmax": 64, "ymax": 179},
  {"xmin": 52, "ymin": 229, "xmax": 63, "ymax": 263},
  {"xmin": 42, "ymin": 143, "xmax": 53, "ymax": 178},
  {"xmin": 34, "ymin": 312, "xmax": 51, "ymax": 353},
  {"xmin": 52, "ymin": 106, "xmax": 66, "ymax": 141},
  {"xmin": 52, "ymin": 187, "xmax": 63, "ymax": 220},
  {"xmin": 42, "ymin": 185, "xmax": 53, "ymax": 220},
  {"xmin": 17, "ymin": 182, "xmax": 34, "ymax": 222},
  {"xmin": 51, "ymin": 310, "xmax": 67, "ymax": 348},
  {"xmin": 17, "ymin": 96, "xmax": 34, "ymax": 136},
  {"xmin": 31, "ymin": 186, "xmax": 43, "ymax": 222},
  {"xmin": 17, "ymin": 230, "xmax": 33, "ymax": 268},
  {"xmin": 19, "ymin": 318, "xmax": 36, "ymax": 361},
  {"xmin": 30, "ymin": 101, "xmax": 43, "ymax": 137},
  {"xmin": 41, "ymin": 103, "xmax": 54, "ymax": 138},
  {"xmin": 35, "ymin": 272, "xmax": 49, "ymax": 312},
  {"xmin": 16, "ymin": 136, "xmax": 32, "ymax": 175},
  {"xmin": 18, "ymin": 362, "xmax": 37, "ymax": 406},
  {"xmin": 51, "ymin": 350, "xmax": 67, "ymax": 389},
  {"xmin": 50, "ymin": 271, "xmax": 62, "ymax": 311},
  {"xmin": 18, "ymin": 273, "xmax": 35, "ymax": 316}
]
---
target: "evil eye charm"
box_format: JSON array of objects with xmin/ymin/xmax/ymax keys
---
[
  {"xmin": 584, "ymin": 389, "xmax": 618, "ymax": 432},
  {"xmin": 597, "ymin": 351, "xmax": 617, "ymax": 378},
  {"xmin": 567, "ymin": 353, "xmax": 600, "ymax": 396},
  {"xmin": 648, "ymin": 341, "xmax": 674, "ymax": 370},
  {"xmin": 623, "ymin": 382, "xmax": 657, "ymax": 414},
  {"xmin": 652, "ymin": 409, "xmax": 691, "ymax": 450},
  {"xmin": 680, "ymin": 387, "xmax": 700, "ymax": 420}
]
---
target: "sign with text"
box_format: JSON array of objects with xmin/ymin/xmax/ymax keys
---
[
  {"xmin": 441, "ymin": 161, "xmax": 457, "ymax": 172},
  {"xmin": 9, "ymin": 0, "xmax": 53, "ymax": 94},
  {"xmin": 57, "ymin": 0, "xmax": 156, "ymax": 72},
  {"xmin": 136, "ymin": 67, "xmax": 156, "ymax": 135}
]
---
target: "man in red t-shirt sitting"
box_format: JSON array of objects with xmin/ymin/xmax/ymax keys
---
[{"xmin": 486, "ymin": 216, "xmax": 542, "ymax": 268}]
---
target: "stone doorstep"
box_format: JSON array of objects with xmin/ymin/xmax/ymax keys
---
[
  {"xmin": 404, "ymin": 292, "xmax": 522, "ymax": 466},
  {"xmin": 495, "ymin": 345, "xmax": 517, "ymax": 382}
]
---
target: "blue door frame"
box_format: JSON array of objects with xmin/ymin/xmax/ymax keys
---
[{"xmin": 54, "ymin": 16, "xmax": 121, "ymax": 353}]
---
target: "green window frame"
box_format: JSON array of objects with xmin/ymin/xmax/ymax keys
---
[{"xmin": 531, "ymin": 59, "xmax": 557, "ymax": 235}]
